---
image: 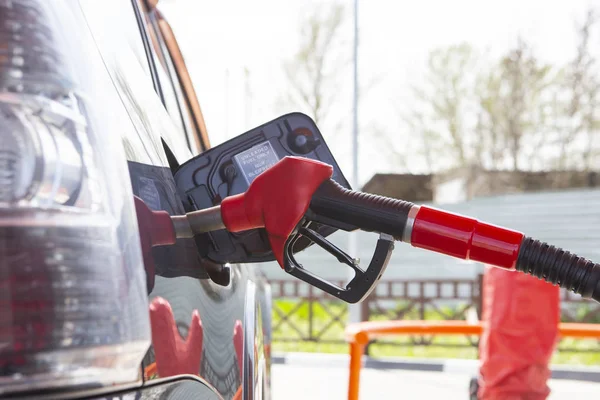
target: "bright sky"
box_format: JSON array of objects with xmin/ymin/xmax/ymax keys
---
[{"xmin": 161, "ymin": 0, "xmax": 598, "ymax": 184}]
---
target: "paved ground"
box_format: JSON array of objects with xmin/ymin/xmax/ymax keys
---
[{"xmin": 272, "ymin": 364, "xmax": 600, "ymax": 399}]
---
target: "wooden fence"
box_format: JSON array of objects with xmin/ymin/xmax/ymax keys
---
[{"xmin": 270, "ymin": 276, "xmax": 600, "ymax": 351}]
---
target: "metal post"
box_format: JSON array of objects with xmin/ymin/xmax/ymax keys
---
[
  {"xmin": 308, "ymin": 285, "xmax": 314, "ymax": 340},
  {"xmin": 244, "ymin": 67, "xmax": 251, "ymax": 128},
  {"xmin": 348, "ymin": 0, "xmax": 362, "ymax": 325},
  {"xmin": 224, "ymin": 68, "xmax": 230, "ymax": 139},
  {"xmin": 351, "ymin": 0, "xmax": 359, "ymax": 188}
]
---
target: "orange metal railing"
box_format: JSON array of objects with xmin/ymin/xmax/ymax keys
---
[{"xmin": 345, "ymin": 320, "xmax": 600, "ymax": 400}]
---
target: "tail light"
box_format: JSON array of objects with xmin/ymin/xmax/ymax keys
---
[{"xmin": 0, "ymin": 0, "xmax": 150, "ymax": 395}]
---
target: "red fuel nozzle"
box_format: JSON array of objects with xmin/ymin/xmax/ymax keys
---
[
  {"xmin": 132, "ymin": 157, "xmax": 334, "ymax": 293},
  {"xmin": 217, "ymin": 157, "xmax": 334, "ymax": 265},
  {"xmin": 134, "ymin": 156, "xmax": 600, "ymax": 303}
]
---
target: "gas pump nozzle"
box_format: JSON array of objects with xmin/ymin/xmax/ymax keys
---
[{"xmin": 140, "ymin": 156, "xmax": 600, "ymax": 304}]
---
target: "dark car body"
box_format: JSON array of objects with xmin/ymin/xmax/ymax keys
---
[{"xmin": 5, "ymin": 0, "xmax": 272, "ymax": 399}]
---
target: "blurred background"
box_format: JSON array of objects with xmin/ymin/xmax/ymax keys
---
[
  {"xmin": 161, "ymin": 0, "xmax": 600, "ymax": 182},
  {"xmin": 159, "ymin": 0, "xmax": 600, "ymax": 397}
]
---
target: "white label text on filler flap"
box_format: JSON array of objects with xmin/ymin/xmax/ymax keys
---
[{"xmin": 233, "ymin": 141, "xmax": 280, "ymax": 185}]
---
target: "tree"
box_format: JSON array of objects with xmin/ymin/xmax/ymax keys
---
[
  {"xmin": 559, "ymin": 9, "xmax": 600, "ymax": 171},
  {"xmin": 402, "ymin": 10, "xmax": 600, "ymax": 176},
  {"xmin": 282, "ymin": 4, "xmax": 347, "ymax": 126},
  {"xmin": 474, "ymin": 67, "xmax": 504, "ymax": 169},
  {"xmin": 479, "ymin": 39, "xmax": 554, "ymax": 171},
  {"xmin": 405, "ymin": 39, "xmax": 558, "ymax": 173},
  {"xmin": 402, "ymin": 43, "xmax": 480, "ymax": 172}
]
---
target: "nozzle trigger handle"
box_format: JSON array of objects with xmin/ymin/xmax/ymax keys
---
[
  {"xmin": 220, "ymin": 156, "xmax": 333, "ymax": 266},
  {"xmin": 279, "ymin": 179, "xmax": 409, "ymax": 303},
  {"xmin": 283, "ymin": 228, "xmax": 395, "ymax": 303}
]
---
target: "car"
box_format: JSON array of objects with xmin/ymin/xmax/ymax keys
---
[{"xmin": 0, "ymin": 0, "xmax": 271, "ymax": 399}]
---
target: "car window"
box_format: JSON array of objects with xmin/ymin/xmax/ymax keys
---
[
  {"xmin": 151, "ymin": 18, "xmax": 198, "ymax": 152},
  {"xmin": 80, "ymin": 0, "xmax": 192, "ymax": 165},
  {"xmin": 152, "ymin": 8, "xmax": 211, "ymax": 153},
  {"xmin": 142, "ymin": 6, "xmax": 197, "ymax": 159}
]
